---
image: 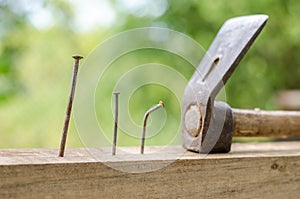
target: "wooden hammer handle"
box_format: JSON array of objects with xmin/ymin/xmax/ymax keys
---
[{"xmin": 233, "ymin": 109, "xmax": 300, "ymax": 137}]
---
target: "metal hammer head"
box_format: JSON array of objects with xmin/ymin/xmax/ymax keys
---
[{"xmin": 182, "ymin": 15, "xmax": 268, "ymax": 153}]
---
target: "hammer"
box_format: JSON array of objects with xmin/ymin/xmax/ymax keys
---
[{"xmin": 182, "ymin": 15, "xmax": 300, "ymax": 153}]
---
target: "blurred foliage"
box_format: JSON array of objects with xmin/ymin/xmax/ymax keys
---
[
  {"xmin": 111, "ymin": 0, "xmax": 300, "ymax": 109},
  {"xmin": 0, "ymin": 0, "xmax": 300, "ymax": 147},
  {"xmin": 0, "ymin": 2, "xmax": 28, "ymax": 101}
]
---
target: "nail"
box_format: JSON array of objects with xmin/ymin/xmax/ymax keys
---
[
  {"xmin": 141, "ymin": 101, "xmax": 164, "ymax": 154},
  {"xmin": 112, "ymin": 92, "xmax": 120, "ymax": 155},
  {"xmin": 59, "ymin": 55, "xmax": 83, "ymax": 157}
]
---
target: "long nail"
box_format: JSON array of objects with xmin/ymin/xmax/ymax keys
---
[
  {"xmin": 59, "ymin": 55, "xmax": 83, "ymax": 157},
  {"xmin": 112, "ymin": 92, "xmax": 120, "ymax": 155},
  {"xmin": 141, "ymin": 101, "xmax": 164, "ymax": 154}
]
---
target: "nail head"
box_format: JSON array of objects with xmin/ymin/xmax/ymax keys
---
[
  {"xmin": 72, "ymin": 55, "xmax": 84, "ymax": 60},
  {"xmin": 159, "ymin": 100, "xmax": 164, "ymax": 107}
]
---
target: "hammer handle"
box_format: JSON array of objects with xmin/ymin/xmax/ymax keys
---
[{"xmin": 233, "ymin": 109, "xmax": 300, "ymax": 137}]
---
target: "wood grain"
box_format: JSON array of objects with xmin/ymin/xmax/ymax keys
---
[
  {"xmin": 233, "ymin": 108, "xmax": 300, "ymax": 137},
  {"xmin": 0, "ymin": 142, "xmax": 300, "ymax": 199}
]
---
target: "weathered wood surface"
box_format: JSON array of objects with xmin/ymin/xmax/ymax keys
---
[
  {"xmin": 233, "ymin": 108, "xmax": 300, "ymax": 137},
  {"xmin": 0, "ymin": 142, "xmax": 300, "ymax": 199}
]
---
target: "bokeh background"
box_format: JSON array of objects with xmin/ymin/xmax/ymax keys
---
[{"xmin": 1, "ymin": 0, "xmax": 300, "ymax": 148}]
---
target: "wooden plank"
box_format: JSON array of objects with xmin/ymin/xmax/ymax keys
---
[{"xmin": 0, "ymin": 141, "xmax": 299, "ymax": 198}]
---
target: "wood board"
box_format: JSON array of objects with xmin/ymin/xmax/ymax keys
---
[{"xmin": 0, "ymin": 141, "xmax": 299, "ymax": 198}]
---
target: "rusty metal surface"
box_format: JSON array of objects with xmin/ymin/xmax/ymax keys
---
[
  {"xmin": 200, "ymin": 102, "xmax": 234, "ymax": 153},
  {"xmin": 182, "ymin": 15, "xmax": 268, "ymax": 153}
]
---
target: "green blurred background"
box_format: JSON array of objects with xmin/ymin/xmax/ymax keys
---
[{"xmin": 1, "ymin": 0, "xmax": 300, "ymax": 148}]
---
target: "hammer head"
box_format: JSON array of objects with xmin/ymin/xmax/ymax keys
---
[{"xmin": 182, "ymin": 15, "xmax": 268, "ymax": 153}]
